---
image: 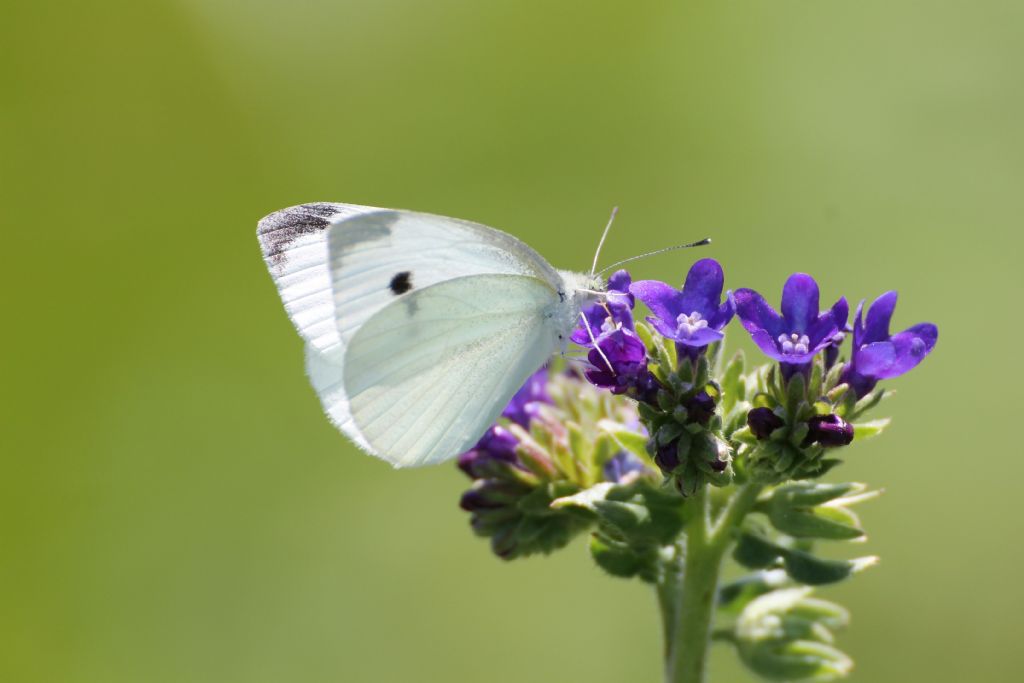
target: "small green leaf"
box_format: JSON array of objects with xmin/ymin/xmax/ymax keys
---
[
  {"xmin": 808, "ymin": 358, "xmax": 824, "ymax": 400},
  {"xmin": 768, "ymin": 502, "xmax": 864, "ymax": 541},
  {"xmin": 852, "ymin": 418, "xmax": 890, "ymax": 441},
  {"xmin": 734, "ymin": 531, "xmax": 785, "ymax": 569},
  {"xmin": 772, "ymin": 482, "xmax": 866, "ymax": 507},
  {"xmin": 786, "ymin": 372, "xmax": 807, "ymax": 418},
  {"xmin": 851, "ymin": 387, "xmax": 887, "ymax": 418},
  {"xmin": 598, "ymin": 420, "xmax": 649, "ymax": 461},
  {"xmin": 783, "ymin": 550, "xmax": 878, "ymax": 585},
  {"xmin": 589, "ymin": 534, "xmax": 646, "ymax": 579},
  {"xmin": 718, "ymin": 569, "xmax": 791, "ymax": 615}
]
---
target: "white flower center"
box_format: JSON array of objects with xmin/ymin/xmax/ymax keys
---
[
  {"xmin": 777, "ymin": 332, "xmax": 810, "ymax": 355},
  {"xmin": 675, "ymin": 311, "xmax": 708, "ymax": 339}
]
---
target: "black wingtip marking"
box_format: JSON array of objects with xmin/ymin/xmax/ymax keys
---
[
  {"xmin": 389, "ymin": 271, "xmax": 413, "ymax": 295},
  {"xmin": 257, "ymin": 203, "xmax": 339, "ymax": 267}
]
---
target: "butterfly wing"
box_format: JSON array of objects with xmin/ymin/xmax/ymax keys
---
[
  {"xmin": 325, "ymin": 209, "xmax": 563, "ymax": 347},
  {"xmin": 257, "ymin": 204, "xmax": 568, "ymax": 459},
  {"xmin": 342, "ymin": 273, "xmax": 563, "ymax": 467},
  {"xmin": 257, "ymin": 202, "xmax": 384, "ymax": 355}
]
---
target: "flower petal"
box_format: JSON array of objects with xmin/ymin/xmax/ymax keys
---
[
  {"xmin": 673, "ymin": 326, "xmax": 725, "ymax": 348},
  {"xmin": 780, "ymin": 273, "xmax": 821, "ymax": 333},
  {"xmin": 708, "ymin": 291, "xmax": 736, "ymax": 330},
  {"xmin": 570, "ymin": 303, "xmax": 609, "ymax": 346},
  {"xmin": 873, "ymin": 323, "xmax": 938, "ymax": 378},
  {"xmin": 851, "ymin": 299, "xmax": 866, "ymax": 349},
  {"xmin": 863, "ymin": 291, "xmax": 898, "ymax": 344},
  {"xmin": 749, "ymin": 328, "xmax": 788, "ymax": 362},
  {"xmin": 853, "ymin": 342, "xmax": 898, "ymax": 377},
  {"xmin": 806, "ymin": 296, "xmax": 847, "ymax": 348},
  {"xmin": 646, "ymin": 315, "xmax": 679, "ymax": 339},
  {"xmin": 631, "ymin": 280, "xmax": 684, "ymax": 322},
  {"xmin": 678, "ymin": 258, "xmax": 725, "ymax": 318},
  {"xmin": 607, "ymin": 270, "xmax": 633, "ymax": 294},
  {"xmin": 733, "ymin": 288, "xmax": 785, "ymax": 338}
]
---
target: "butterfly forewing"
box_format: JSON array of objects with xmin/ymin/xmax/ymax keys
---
[
  {"xmin": 326, "ymin": 210, "xmax": 562, "ymax": 347},
  {"xmin": 257, "ymin": 203, "xmax": 382, "ymax": 355}
]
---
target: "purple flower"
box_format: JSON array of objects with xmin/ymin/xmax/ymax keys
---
[
  {"xmin": 630, "ymin": 259, "xmax": 734, "ymax": 352},
  {"xmin": 457, "ymin": 425, "xmax": 519, "ymax": 479},
  {"xmin": 583, "ymin": 328, "xmax": 657, "ymax": 399},
  {"xmin": 841, "ymin": 291, "xmax": 938, "ymax": 397},
  {"xmin": 733, "ymin": 273, "xmax": 848, "ymax": 373},
  {"xmin": 571, "ymin": 270, "xmax": 635, "ymax": 346},
  {"xmin": 501, "ymin": 366, "xmax": 552, "ymax": 428},
  {"xmin": 603, "ymin": 451, "xmax": 649, "ymax": 483}
]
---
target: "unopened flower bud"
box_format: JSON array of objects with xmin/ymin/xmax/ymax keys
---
[
  {"xmin": 803, "ymin": 414, "xmax": 854, "ymax": 448},
  {"xmin": 747, "ymin": 407, "xmax": 785, "ymax": 440},
  {"xmin": 654, "ymin": 440, "xmax": 680, "ymax": 473},
  {"xmin": 686, "ymin": 390, "xmax": 716, "ymax": 425}
]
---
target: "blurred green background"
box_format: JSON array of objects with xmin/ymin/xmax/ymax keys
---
[{"xmin": 2, "ymin": 1, "xmax": 1019, "ymax": 681}]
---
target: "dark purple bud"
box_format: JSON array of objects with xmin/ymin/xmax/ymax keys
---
[
  {"xmin": 803, "ymin": 414, "xmax": 854, "ymax": 448},
  {"xmin": 686, "ymin": 390, "xmax": 716, "ymax": 425},
  {"xmin": 459, "ymin": 488, "xmax": 503, "ymax": 511},
  {"xmin": 458, "ymin": 482, "xmax": 522, "ymax": 511},
  {"xmin": 654, "ymin": 440, "xmax": 680, "ymax": 473},
  {"xmin": 747, "ymin": 407, "xmax": 785, "ymax": 440}
]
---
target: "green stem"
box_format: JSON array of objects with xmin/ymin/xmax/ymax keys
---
[{"xmin": 659, "ymin": 483, "xmax": 764, "ymax": 683}]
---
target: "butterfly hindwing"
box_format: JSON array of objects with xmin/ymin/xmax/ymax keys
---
[{"xmin": 343, "ymin": 274, "xmax": 561, "ymax": 467}]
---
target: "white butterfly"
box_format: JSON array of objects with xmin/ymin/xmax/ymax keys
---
[{"xmin": 257, "ymin": 203, "xmax": 604, "ymax": 468}]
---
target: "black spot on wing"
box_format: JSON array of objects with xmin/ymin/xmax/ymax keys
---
[
  {"xmin": 389, "ymin": 271, "xmax": 413, "ymax": 295},
  {"xmin": 257, "ymin": 202, "xmax": 340, "ymax": 267}
]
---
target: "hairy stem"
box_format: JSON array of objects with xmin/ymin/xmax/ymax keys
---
[{"xmin": 659, "ymin": 483, "xmax": 763, "ymax": 683}]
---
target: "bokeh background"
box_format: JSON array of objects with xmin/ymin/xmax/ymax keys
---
[{"xmin": 2, "ymin": 1, "xmax": 1020, "ymax": 681}]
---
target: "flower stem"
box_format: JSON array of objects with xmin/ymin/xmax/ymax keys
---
[{"xmin": 659, "ymin": 483, "xmax": 763, "ymax": 683}]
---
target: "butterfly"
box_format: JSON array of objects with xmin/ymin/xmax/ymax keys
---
[{"xmin": 257, "ymin": 203, "xmax": 607, "ymax": 468}]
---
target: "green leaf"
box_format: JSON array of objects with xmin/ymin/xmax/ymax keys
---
[
  {"xmin": 852, "ymin": 418, "xmax": 890, "ymax": 441},
  {"xmin": 589, "ymin": 534, "xmax": 646, "ymax": 579},
  {"xmin": 771, "ymin": 482, "xmax": 866, "ymax": 507},
  {"xmin": 808, "ymin": 357, "xmax": 824, "ymax": 400},
  {"xmin": 733, "ymin": 531, "xmax": 785, "ymax": 569},
  {"xmin": 735, "ymin": 588, "xmax": 854, "ymax": 682},
  {"xmin": 718, "ymin": 569, "xmax": 791, "ymax": 615},
  {"xmin": 598, "ymin": 420, "xmax": 647, "ymax": 456},
  {"xmin": 783, "ymin": 550, "xmax": 878, "ymax": 585},
  {"xmin": 851, "ymin": 387, "xmax": 887, "ymax": 418},
  {"xmin": 552, "ymin": 481, "xmax": 685, "ymax": 545},
  {"xmin": 768, "ymin": 501, "xmax": 865, "ymax": 541},
  {"xmin": 786, "ymin": 372, "xmax": 807, "ymax": 418}
]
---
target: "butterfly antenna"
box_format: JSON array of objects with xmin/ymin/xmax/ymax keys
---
[
  {"xmin": 580, "ymin": 312, "xmax": 615, "ymax": 374},
  {"xmin": 590, "ymin": 206, "xmax": 619, "ymax": 276},
  {"xmin": 596, "ymin": 238, "xmax": 711, "ymax": 276}
]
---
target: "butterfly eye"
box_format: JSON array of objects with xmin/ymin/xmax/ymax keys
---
[{"xmin": 389, "ymin": 271, "xmax": 413, "ymax": 295}]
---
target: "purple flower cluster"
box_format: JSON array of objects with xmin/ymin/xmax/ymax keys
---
[
  {"xmin": 573, "ymin": 263, "xmax": 937, "ymax": 402},
  {"xmin": 572, "ymin": 271, "xmax": 660, "ymax": 403}
]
